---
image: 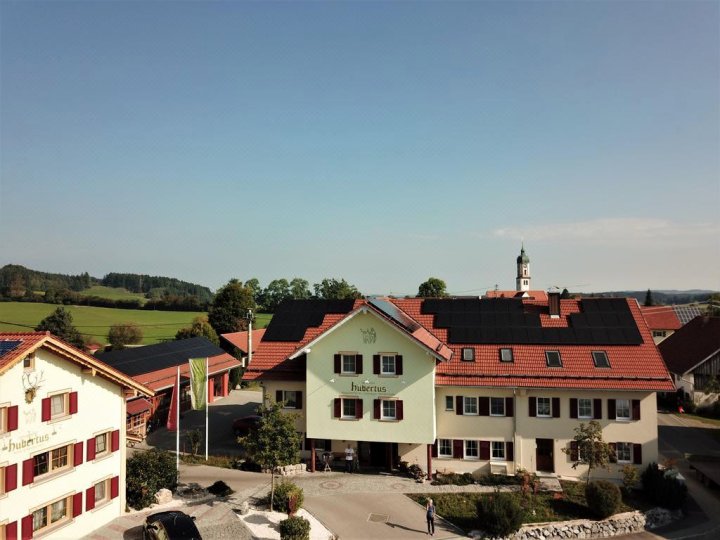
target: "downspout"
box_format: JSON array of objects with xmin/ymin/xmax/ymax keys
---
[{"xmin": 513, "ymin": 387, "xmax": 518, "ymax": 472}]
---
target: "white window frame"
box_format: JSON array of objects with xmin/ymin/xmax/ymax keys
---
[
  {"xmin": 537, "ymin": 397, "xmax": 552, "ymax": 418},
  {"xmin": 281, "ymin": 390, "xmax": 298, "ymax": 408},
  {"xmin": 464, "ymin": 440, "xmax": 479, "ymax": 460},
  {"xmin": 578, "ymin": 398, "xmax": 593, "ymax": 419},
  {"xmin": 616, "ymin": 442, "xmax": 632, "ymax": 463},
  {"xmin": 445, "ymin": 396, "xmax": 454, "ymax": 411},
  {"xmin": 438, "ymin": 439, "xmax": 452, "ymax": 458},
  {"xmin": 381, "ymin": 400, "xmax": 397, "ymax": 420},
  {"xmin": 341, "ymin": 398, "xmax": 357, "ymax": 419},
  {"xmin": 491, "ymin": 441, "xmax": 506, "ymax": 461},
  {"xmin": 380, "ymin": 354, "xmax": 396, "ymax": 375},
  {"xmin": 490, "ymin": 397, "xmax": 505, "ymax": 417},
  {"xmin": 463, "ymin": 396, "xmax": 478, "ymax": 416},
  {"xmin": 462, "ymin": 348, "xmax": 474, "ymax": 361},
  {"xmin": 31, "ymin": 494, "xmax": 73, "ymax": 534},
  {"xmin": 341, "ymin": 354, "xmax": 357, "ymax": 375},
  {"xmin": 615, "ymin": 399, "xmax": 631, "ymax": 421},
  {"xmin": 500, "ymin": 348, "xmax": 514, "ymax": 362}
]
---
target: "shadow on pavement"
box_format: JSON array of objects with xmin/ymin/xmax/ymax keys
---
[
  {"xmin": 385, "ymin": 521, "xmax": 427, "ymax": 534},
  {"xmin": 122, "ymin": 525, "xmax": 143, "ymax": 540}
]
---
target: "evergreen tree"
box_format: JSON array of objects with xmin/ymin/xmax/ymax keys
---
[
  {"xmin": 644, "ymin": 289, "xmax": 655, "ymax": 307},
  {"xmin": 35, "ymin": 307, "xmax": 85, "ymax": 349}
]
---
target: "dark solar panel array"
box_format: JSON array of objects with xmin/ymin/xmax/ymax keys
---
[
  {"xmin": 262, "ymin": 299, "xmax": 356, "ymax": 342},
  {"xmin": 0, "ymin": 340, "xmax": 22, "ymax": 357},
  {"xmin": 421, "ymin": 298, "xmax": 642, "ymax": 345},
  {"xmin": 368, "ymin": 298, "xmax": 421, "ymax": 333},
  {"xmin": 94, "ymin": 336, "xmax": 227, "ymax": 376}
]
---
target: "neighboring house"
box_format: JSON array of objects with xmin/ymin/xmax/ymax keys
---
[
  {"xmin": 0, "ymin": 332, "xmax": 152, "ymax": 539},
  {"xmin": 641, "ymin": 305, "xmax": 704, "ymax": 344},
  {"xmin": 95, "ymin": 337, "xmax": 241, "ymax": 435},
  {"xmin": 221, "ymin": 329, "xmax": 266, "ymax": 368},
  {"xmin": 243, "ymin": 294, "xmax": 673, "ymax": 482},
  {"xmin": 658, "ymin": 316, "xmax": 720, "ymax": 402}
]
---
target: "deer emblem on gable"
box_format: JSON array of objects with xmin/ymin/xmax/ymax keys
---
[{"xmin": 22, "ymin": 370, "xmax": 45, "ymax": 404}]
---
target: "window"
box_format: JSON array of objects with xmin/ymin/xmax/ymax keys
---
[
  {"xmin": 380, "ymin": 355, "xmax": 396, "ymax": 375},
  {"xmin": 23, "ymin": 355, "xmax": 35, "ymax": 370},
  {"xmin": 95, "ymin": 433, "xmax": 108, "ymax": 456},
  {"xmin": 592, "ymin": 351, "xmax": 610, "ymax": 368},
  {"xmin": 32, "ymin": 495, "xmax": 72, "ymax": 534},
  {"xmin": 281, "ymin": 391, "xmax": 298, "ymax": 408},
  {"xmin": 94, "ymin": 479, "xmax": 109, "ymax": 505},
  {"xmin": 490, "ymin": 397, "xmax": 505, "ymax": 416},
  {"xmin": 463, "ymin": 397, "xmax": 478, "ymax": 415},
  {"xmin": 445, "ymin": 396, "xmax": 454, "ymax": 411},
  {"xmin": 33, "ymin": 445, "xmax": 71, "ymax": 478},
  {"xmin": 462, "ymin": 348, "xmax": 475, "ymax": 361},
  {"xmin": 342, "ymin": 399, "xmax": 357, "ymax": 419},
  {"xmin": 523, "ymin": 280, "xmax": 528, "ymax": 285},
  {"xmin": 615, "ymin": 399, "xmax": 631, "ymax": 420},
  {"xmin": 491, "ymin": 441, "xmax": 505, "ymax": 461},
  {"xmin": 381, "ymin": 401, "xmax": 397, "ymax": 420},
  {"xmin": 578, "ymin": 398, "xmax": 593, "ymax": 419},
  {"xmin": 653, "ymin": 330, "xmax": 667, "ymax": 338},
  {"xmin": 50, "ymin": 394, "xmax": 68, "ymax": 418},
  {"xmin": 438, "ymin": 439, "xmax": 452, "ymax": 458},
  {"xmin": 341, "ymin": 354, "xmax": 357, "ymax": 374},
  {"xmin": 0, "ymin": 406, "xmax": 7, "ymax": 434},
  {"xmin": 537, "ymin": 397, "xmax": 551, "ymax": 418},
  {"xmin": 499, "ymin": 348, "xmax": 514, "ymax": 362},
  {"xmin": 615, "ymin": 442, "xmax": 632, "ymax": 463},
  {"xmin": 464, "ymin": 440, "xmax": 479, "ymax": 459},
  {"xmin": 545, "ymin": 351, "xmax": 562, "ymax": 367}
]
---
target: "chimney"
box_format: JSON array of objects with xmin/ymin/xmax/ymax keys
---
[{"xmin": 548, "ymin": 292, "xmax": 561, "ymax": 318}]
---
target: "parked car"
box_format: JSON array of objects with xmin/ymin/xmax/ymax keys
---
[
  {"xmin": 233, "ymin": 414, "xmax": 261, "ymax": 436},
  {"xmin": 143, "ymin": 511, "xmax": 202, "ymax": 540}
]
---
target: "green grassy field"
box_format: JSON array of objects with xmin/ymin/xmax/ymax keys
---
[
  {"xmin": 0, "ymin": 302, "xmax": 204, "ymax": 345},
  {"xmin": 78, "ymin": 285, "xmax": 148, "ymax": 303}
]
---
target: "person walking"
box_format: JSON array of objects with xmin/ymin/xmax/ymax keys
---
[
  {"xmin": 426, "ymin": 497, "xmax": 436, "ymax": 536},
  {"xmin": 344, "ymin": 444, "xmax": 355, "ymax": 473}
]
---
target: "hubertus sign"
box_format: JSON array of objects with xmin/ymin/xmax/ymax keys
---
[{"xmin": 350, "ymin": 381, "xmax": 387, "ymax": 393}]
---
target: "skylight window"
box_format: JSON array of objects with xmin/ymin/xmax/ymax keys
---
[
  {"xmin": 592, "ymin": 351, "xmax": 610, "ymax": 368},
  {"xmin": 499, "ymin": 348, "xmax": 514, "ymax": 362},
  {"xmin": 462, "ymin": 348, "xmax": 475, "ymax": 361},
  {"xmin": 545, "ymin": 351, "xmax": 562, "ymax": 367}
]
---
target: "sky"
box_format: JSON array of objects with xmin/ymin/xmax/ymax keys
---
[{"xmin": 1, "ymin": 0, "xmax": 718, "ymax": 296}]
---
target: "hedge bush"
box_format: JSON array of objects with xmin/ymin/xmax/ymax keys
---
[
  {"xmin": 279, "ymin": 516, "xmax": 310, "ymax": 540},
  {"xmin": 585, "ymin": 480, "xmax": 621, "ymax": 519},
  {"xmin": 641, "ymin": 463, "xmax": 687, "ymax": 509},
  {"xmin": 274, "ymin": 481, "xmax": 304, "ymax": 514},
  {"xmin": 208, "ymin": 480, "xmax": 234, "ymax": 497},
  {"xmin": 476, "ymin": 492, "xmax": 523, "ymax": 537},
  {"xmin": 126, "ymin": 449, "xmax": 177, "ymax": 509}
]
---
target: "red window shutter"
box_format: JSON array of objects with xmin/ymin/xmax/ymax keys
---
[
  {"xmin": 552, "ymin": 397, "xmax": 561, "ymax": 418},
  {"xmin": 356, "ymin": 354, "xmax": 363, "ymax": 374},
  {"xmin": 478, "ymin": 397, "xmax": 489, "ymax": 416},
  {"xmin": 570, "ymin": 398, "xmax": 578, "ymax": 419},
  {"xmin": 111, "ymin": 430, "xmax": 120, "ymax": 452},
  {"xmin": 608, "ymin": 399, "xmax": 616, "ymax": 419},
  {"xmin": 110, "ymin": 476, "xmax": 119, "ymax": 499},
  {"xmin": 593, "ymin": 399, "xmax": 602, "ymax": 419},
  {"xmin": 609, "ymin": 443, "xmax": 617, "ymax": 463},
  {"xmin": 456, "ymin": 396, "xmax": 463, "ymax": 415},
  {"xmin": 333, "ymin": 398, "xmax": 341, "ymax": 418},
  {"xmin": 333, "ymin": 354, "xmax": 341, "ymax": 373},
  {"xmin": 5, "ymin": 463, "xmax": 17, "ymax": 492},
  {"xmin": 276, "ymin": 390, "xmax": 282, "ymax": 403},
  {"xmin": 373, "ymin": 399, "xmax": 380, "ymax": 420},
  {"xmin": 22, "ymin": 458, "xmax": 34, "ymax": 486},
  {"xmin": 479, "ymin": 441, "xmax": 490, "ymax": 460},
  {"xmin": 396, "ymin": 400, "xmax": 403, "ymax": 421},
  {"xmin": 41, "ymin": 397, "xmax": 51, "ymax": 421},
  {"xmin": 570, "ymin": 441, "xmax": 578, "ymax": 461},
  {"xmin": 69, "ymin": 391, "xmax": 78, "ymax": 414},
  {"xmin": 633, "ymin": 443, "xmax": 642, "ymax": 464},
  {"xmin": 87, "ymin": 437, "xmax": 96, "ymax": 461},
  {"xmin": 21, "ymin": 515, "xmax": 33, "ymax": 540},
  {"xmin": 355, "ymin": 398, "xmax": 363, "ymax": 419},
  {"xmin": 74, "ymin": 441, "xmax": 84, "ymax": 466},
  {"xmin": 506, "ymin": 441, "xmax": 514, "ymax": 461},
  {"xmin": 8, "ymin": 405, "xmax": 19, "ymax": 431},
  {"xmin": 73, "ymin": 492, "xmax": 83, "ymax": 517},
  {"xmin": 296, "ymin": 391, "xmax": 303, "ymax": 410},
  {"xmin": 505, "ymin": 397, "xmax": 514, "ymax": 417},
  {"xmin": 632, "ymin": 400, "xmax": 641, "ymax": 420},
  {"xmin": 5, "ymin": 521, "xmax": 17, "ymax": 540},
  {"xmin": 86, "ymin": 487, "xmax": 96, "ymax": 511},
  {"xmin": 431, "ymin": 440, "xmax": 438, "ymax": 458},
  {"xmin": 396, "ymin": 355, "xmax": 403, "ymax": 375},
  {"xmin": 452, "ymin": 440, "xmax": 463, "ymax": 459},
  {"xmin": 529, "ymin": 397, "xmax": 537, "ymax": 417},
  {"xmin": 373, "ymin": 355, "xmax": 380, "ymax": 375}
]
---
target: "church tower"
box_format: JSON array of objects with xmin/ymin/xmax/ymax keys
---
[{"xmin": 516, "ymin": 244, "xmax": 531, "ymax": 292}]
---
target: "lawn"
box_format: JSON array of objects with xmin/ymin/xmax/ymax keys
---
[
  {"xmin": 0, "ymin": 302, "xmax": 204, "ymax": 344},
  {"xmin": 78, "ymin": 285, "xmax": 148, "ymax": 303}
]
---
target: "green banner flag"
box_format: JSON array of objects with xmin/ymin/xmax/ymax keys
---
[{"xmin": 189, "ymin": 357, "xmax": 207, "ymax": 410}]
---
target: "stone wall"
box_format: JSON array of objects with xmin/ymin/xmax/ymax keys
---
[{"xmin": 262, "ymin": 463, "xmax": 307, "ymax": 476}]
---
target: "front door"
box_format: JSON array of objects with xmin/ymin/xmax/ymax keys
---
[{"xmin": 536, "ymin": 438, "xmax": 554, "ymax": 473}]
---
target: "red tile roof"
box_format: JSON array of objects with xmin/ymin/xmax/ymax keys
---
[
  {"xmin": 641, "ymin": 306, "xmax": 682, "ymax": 331},
  {"xmin": 133, "ymin": 353, "xmax": 240, "ymax": 392},
  {"xmin": 484, "ymin": 290, "xmax": 549, "ymax": 301},
  {"xmin": 244, "ymin": 297, "xmax": 674, "ymax": 391},
  {"xmin": 659, "ymin": 316, "xmax": 720, "ymax": 375},
  {"xmin": 221, "ymin": 329, "xmax": 266, "ymax": 353}
]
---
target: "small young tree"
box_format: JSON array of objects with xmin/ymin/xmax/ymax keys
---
[
  {"xmin": 108, "ymin": 322, "xmax": 143, "ymax": 349},
  {"xmin": 240, "ymin": 401, "xmax": 301, "ymax": 511},
  {"xmin": 186, "ymin": 429, "xmax": 202, "ymax": 456},
  {"xmin": 562, "ymin": 420, "xmax": 615, "ymax": 484}
]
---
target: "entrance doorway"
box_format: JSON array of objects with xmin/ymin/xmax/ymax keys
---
[
  {"xmin": 358, "ymin": 442, "xmax": 397, "ymax": 471},
  {"xmin": 536, "ymin": 438, "xmax": 554, "ymax": 473}
]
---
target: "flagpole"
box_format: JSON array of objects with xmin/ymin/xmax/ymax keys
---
[
  {"xmin": 205, "ymin": 356, "xmax": 209, "ymax": 461},
  {"xmin": 176, "ymin": 365, "xmax": 180, "ymax": 479}
]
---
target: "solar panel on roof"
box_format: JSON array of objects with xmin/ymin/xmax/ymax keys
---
[
  {"xmin": 674, "ymin": 305, "xmax": 703, "ymax": 325},
  {"xmin": 262, "ymin": 299, "xmax": 355, "ymax": 342},
  {"xmin": 0, "ymin": 340, "xmax": 22, "ymax": 357},
  {"xmin": 368, "ymin": 298, "xmax": 421, "ymax": 333}
]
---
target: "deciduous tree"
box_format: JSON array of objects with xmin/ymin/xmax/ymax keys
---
[
  {"xmin": 263, "ymin": 279, "xmax": 291, "ymax": 312},
  {"xmin": 175, "ymin": 316, "xmax": 219, "ymax": 345},
  {"xmin": 313, "ymin": 278, "xmax": 362, "ymax": 300},
  {"xmin": 289, "ymin": 278, "xmax": 311, "ymax": 300},
  {"xmin": 562, "ymin": 420, "xmax": 615, "ymax": 484},
  {"xmin": 35, "ymin": 307, "xmax": 85, "ymax": 349},
  {"xmin": 208, "ymin": 279, "xmax": 256, "ymax": 335},
  {"xmin": 417, "ymin": 277, "xmax": 448, "ymax": 298},
  {"xmin": 108, "ymin": 322, "xmax": 143, "ymax": 349}
]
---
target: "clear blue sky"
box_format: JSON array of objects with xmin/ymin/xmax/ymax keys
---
[{"xmin": 1, "ymin": 1, "xmax": 718, "ymax": 296}]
